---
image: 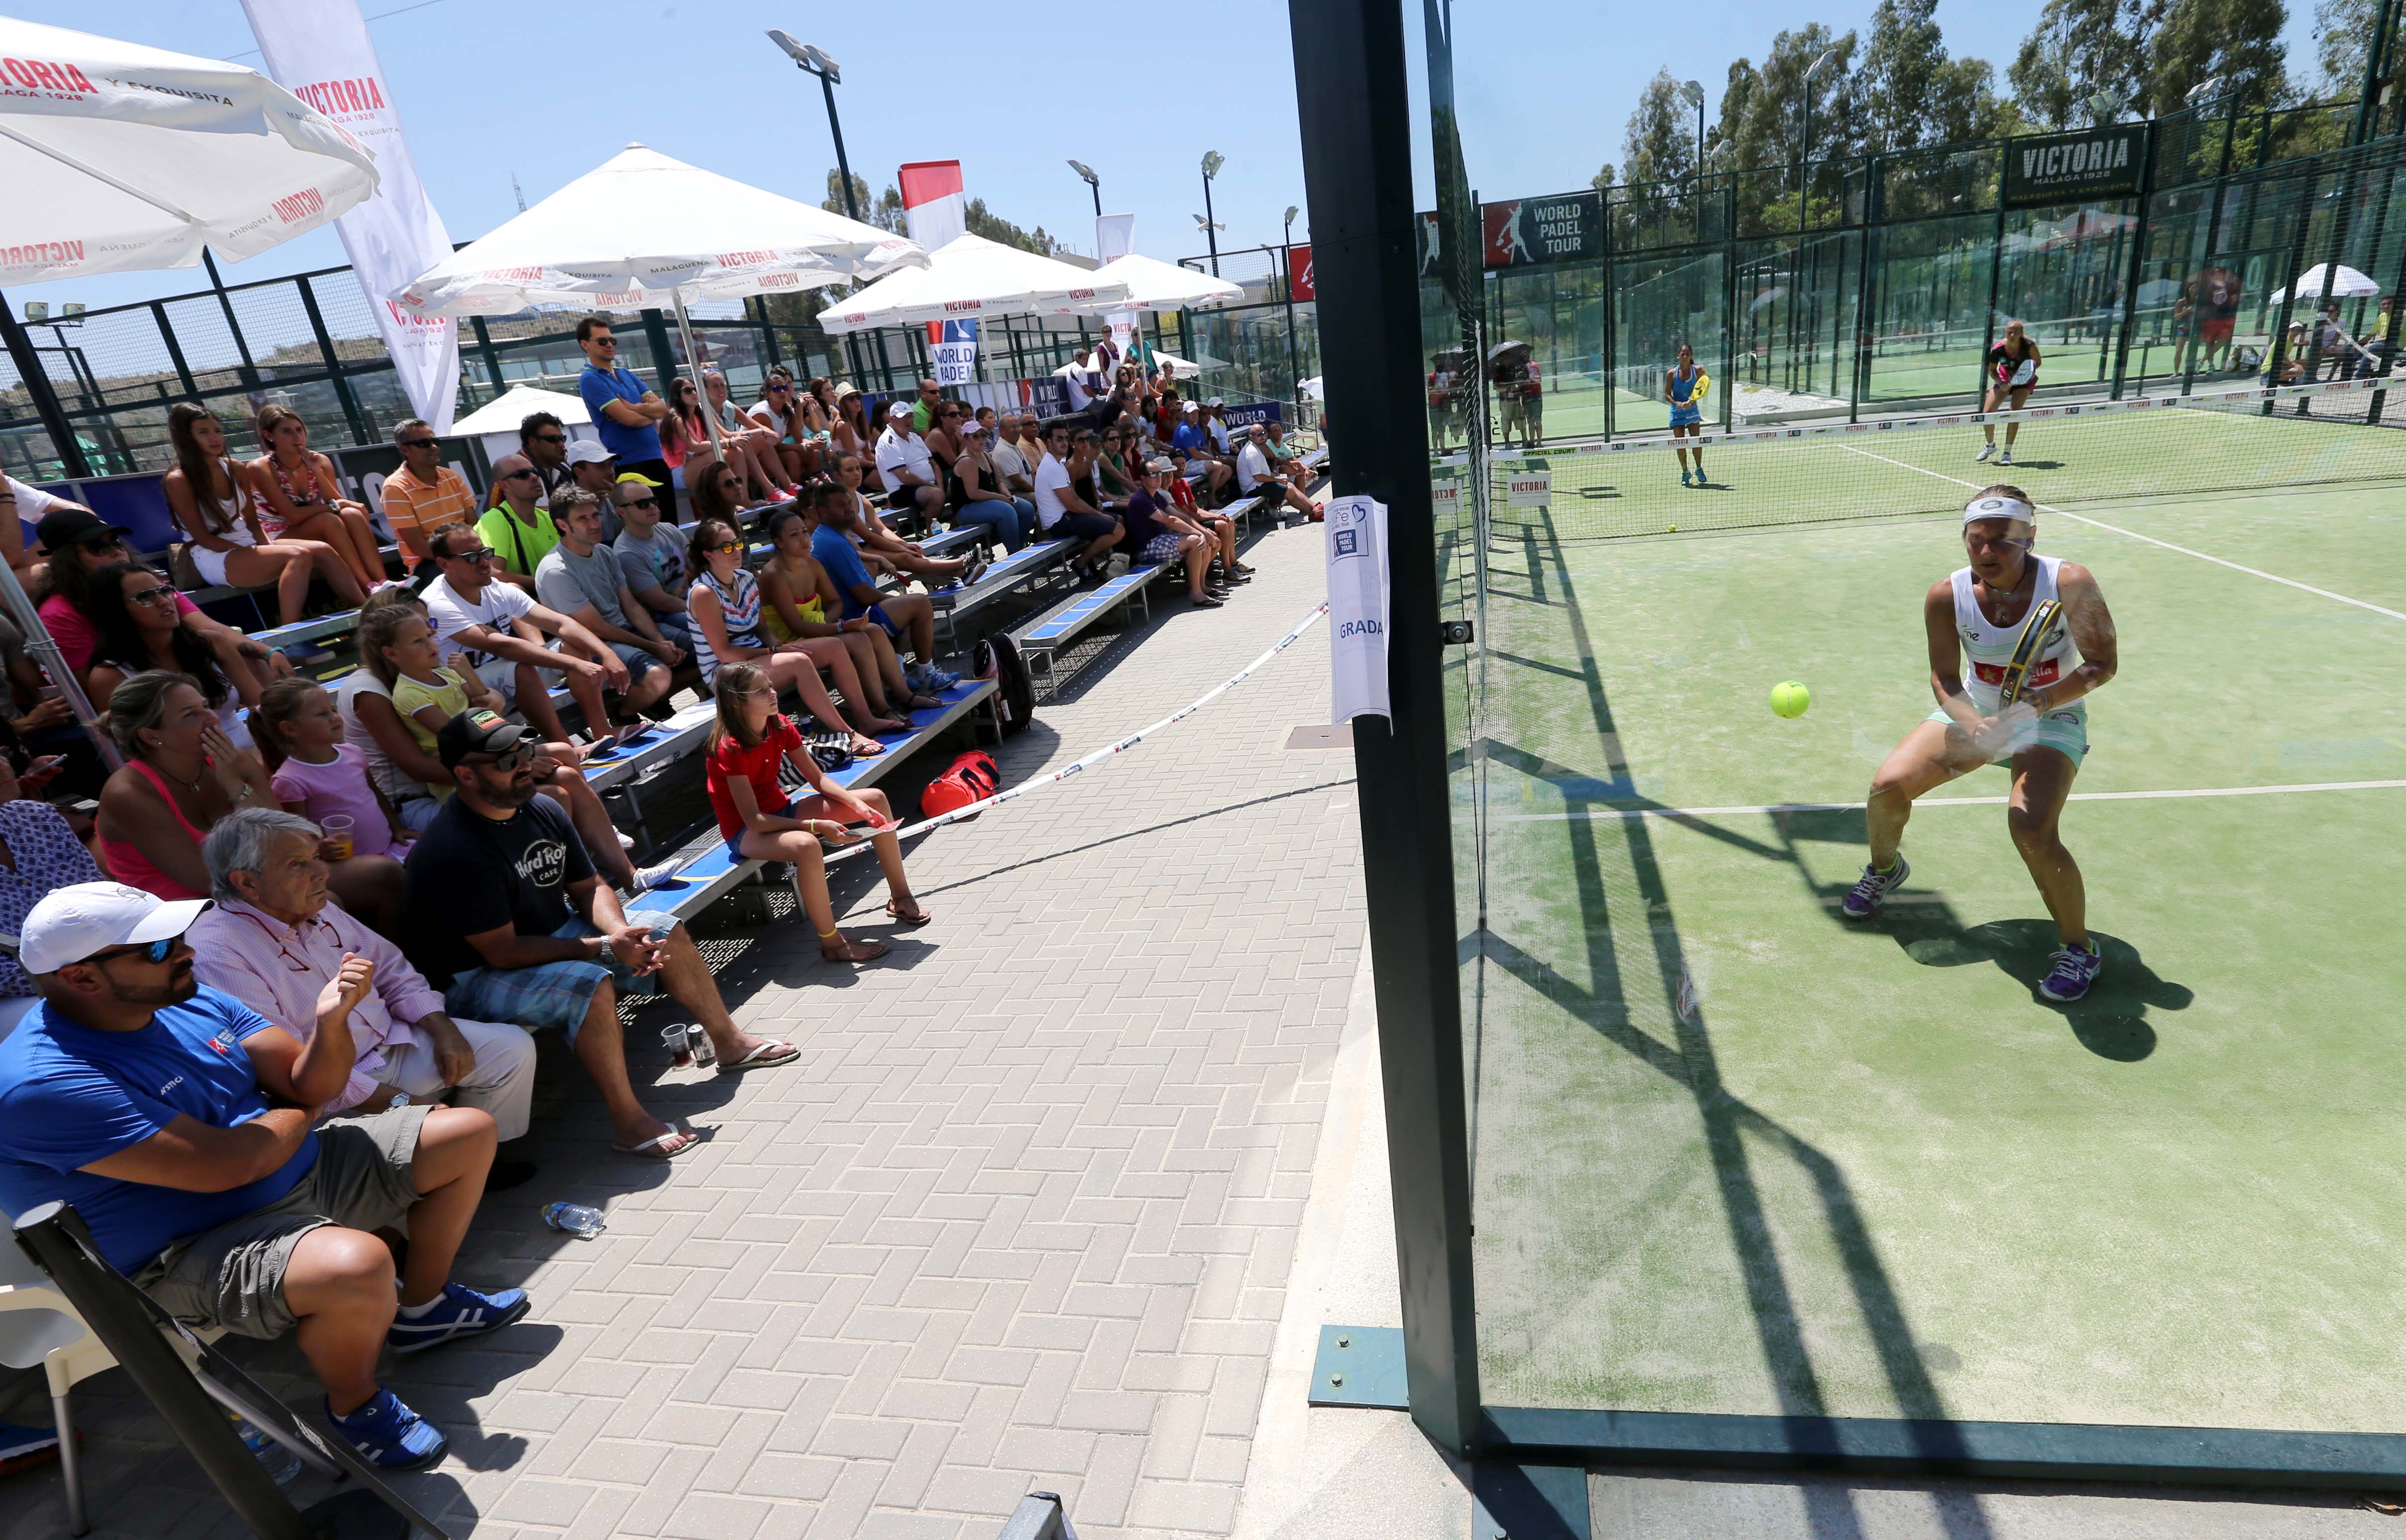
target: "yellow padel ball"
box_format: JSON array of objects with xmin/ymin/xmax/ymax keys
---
[{"xmin": 1769, "ymin": 680, "xmax": 1811, "ymax": 719}]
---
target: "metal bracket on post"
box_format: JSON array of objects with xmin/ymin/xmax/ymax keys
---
[
  {"xmin": 995, "ymin": 1490, "xmax": 1078, "ymax": 1539},
  {"xmin": 1308, "ymin": 1325, "xmax": 1409, "ymax": 1409}
]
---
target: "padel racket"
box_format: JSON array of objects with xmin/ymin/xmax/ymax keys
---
[{"xmin": 1997, "ymin": 598, "xmax": 2063, "ymax": 707}]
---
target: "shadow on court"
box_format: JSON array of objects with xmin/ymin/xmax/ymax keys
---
[{"xmin": 1767, "ymin": 808, "xmax": 2196, "ymax": 1061}]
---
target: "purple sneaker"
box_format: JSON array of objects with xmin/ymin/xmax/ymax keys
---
[
  {"xmin": 327, "ymin": 1388, "xmax": 446, "ymax": 1471},
  {"xmin": 2038, "ymin": 941, "xmax": 2103, "ymax": 1002},
  {"xmin": 1839, "ymin": 857, "xmax": 1909, "ymax": 920}
]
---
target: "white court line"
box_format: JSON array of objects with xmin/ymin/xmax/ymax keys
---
[
  {"xmin": 1490, "ymin": 778, "xmax": 2406, "ymax": 823},
  {"xmin": 1837, "ymin": 443, "xmax": 2406, "ymax": 624}
]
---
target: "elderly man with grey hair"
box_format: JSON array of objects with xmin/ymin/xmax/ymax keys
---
[{"xmin": 188, "ymin": 808, "xmax": 537, "ymax": 1187}]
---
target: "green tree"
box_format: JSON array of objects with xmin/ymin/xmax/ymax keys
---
[
  {"xmin": 820, "ymin": 169, "xmax": 906, "ymax": 234},
  {"xmin": 2148, "ymin": 0, "xmax": 2289, "ymax": 115},
  {"xmin": 1713, "ymin": 25, "xmax": 1861, "ymax": 174},
  {"xmin": 2008, "ymin": 0, "xmax": 2157, "ymax": 128},
  {"xmin": 963, "ymin": 197, "xmax": 1058, "ymax": 255},
  {"xmin": 2313, "ymin": 0, "xmax": 2382, "ymax": 96},
  {"xmin": 1928, "ymin": 56, "xmax": 2018, "ymax": 144},
  {"xmin": 1859, "ymin": 0, "xmax": 1947, "ymax": 149},
  {"xmin": 1589, "ymin": 161, "xmax": 1619, "ymax": 192},
  {"xmin": 1624, "ymin": 69, "xmax": 1700, "ymax": 187}
]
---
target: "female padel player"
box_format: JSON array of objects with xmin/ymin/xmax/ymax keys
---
[
  {"xmin": 1666, "ymin": 343, "xmax": 1708, "ymax": 486},
  {"xmin": 1977, "ymin": 318, "xmax": 2041, "ymax": 465},
  {"xmin": 1841, "ymin": 488, "xmax": 2120, "ymax": 1003}
]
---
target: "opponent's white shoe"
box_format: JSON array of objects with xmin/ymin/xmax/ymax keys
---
[{"xmin": 1974, "ymin": 442, "xmax": 1997, "ymax": 463}]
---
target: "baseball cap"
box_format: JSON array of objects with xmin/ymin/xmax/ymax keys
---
[
  {"xmin": 565, "ymin": 439, "xmax": 616, "ymax": 467},
  {"xmin": 887, "ymin": 402, "xmax": 912, "ymax": 421},
  {"xmin": 1206, "ymin": 397, "xmax": 1224, "ymax": 407},
  {"xmin": 1144, "ymin": 458, "xmax": 1172, "ymax": 476},
  {"xmin": 614, "ymin": 470, "xmax": 663, "ymax": 488},
  {"xmin": 20, "ymin": 881, "xmax": 209, "ymax": 975},
  {"xmin": 1182, "ymin": 400, "xmax": 1201, "ymax": 414},
  {"xmin": 35, "ymin": 507, "xmax": 130, "ymax": 553},
  {"xmin": 437, "ymin": 707, "xmax": 534, "ymax": 770}
]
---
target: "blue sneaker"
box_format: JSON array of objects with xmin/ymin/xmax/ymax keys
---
[
  {"xmin": 386, "ymin": 1281, "xmax": 530, "ymax": 1355},
  {"xmin": 1680, "ymin": 469, "xmax": 1694, "ymax": 487},
  {"xmin": 2038, "ymin": 941, "xmax": 2103, "ymax": 1002},
  {"xmin": 327, "ymin": 1389, "xmax": 447, "ymax": 1471},
  {"xmin": 913, "ymin": 665, "xmax": 961, "ymax": 692},
  {"xmin": 1839, "ymin": 857, "xmax": 1909, "ymax": 919}
]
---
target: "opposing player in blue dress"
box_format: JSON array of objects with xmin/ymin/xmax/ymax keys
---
[{"xmin": 1665, "ymin": 344, "xmax": 1709, "ymax": 487}]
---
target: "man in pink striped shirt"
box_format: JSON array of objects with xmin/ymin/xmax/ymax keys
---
[{"xmin": 189, "ymin": 808, "xmax": 536, "ymax": 1187}]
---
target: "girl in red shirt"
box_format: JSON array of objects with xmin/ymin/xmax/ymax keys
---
[{"xmin": 703, "ymin": 661, "xmax": 928, "ymax": 962}]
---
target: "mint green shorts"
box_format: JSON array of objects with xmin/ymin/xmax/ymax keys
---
[{"xmin": 1925, "ymin": 702, "xmax": 2089, "ymax": 768}]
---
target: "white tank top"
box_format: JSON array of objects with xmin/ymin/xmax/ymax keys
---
[
  {"xmin": 206, "ymin": 457, "xmax": 261, "ymax": 547},
  {"xmin": 1950, "ymin": 553, "xmax": 2079, "ymax": 714}
]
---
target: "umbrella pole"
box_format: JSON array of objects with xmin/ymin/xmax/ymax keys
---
[
  {"xmin": 669, "ymin": 295, "xmax": 730, "ymax": 470},
  {"xmin": 0, "ymin": 558, "xmax": 120, "ymax": 773}
]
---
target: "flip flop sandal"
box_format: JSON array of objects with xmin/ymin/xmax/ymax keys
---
[
  {"xmin": 611, "ymin": 1125, "xmax": 697, "ymax": 1159},
  {"xmin": 820, "ymin": 938, "xmax": 892, "ymax": 964},
  {"xmin": 886, "ymin": 901, "xmax": 933, "ymax": 927},
  {"xmin": 848, "ymin": 735, "xmax": 887, "ymax": 757},
  {"xmin": 906, "ymin": 694, "xmax": 943, "ymax": 711},
  {"xmin": 718, "ymin": 1040, "xmax": 799, "ymax": 1073}
]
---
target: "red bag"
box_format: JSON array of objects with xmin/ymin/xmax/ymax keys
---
[{"xmin": 919, "ymin": 749, "xmax": 999, "ymax": 821}]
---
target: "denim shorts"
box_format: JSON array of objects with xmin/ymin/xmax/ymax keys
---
[{"xmin": 440, "ymin": 917, "xmax": 672, "ymax": 1039}]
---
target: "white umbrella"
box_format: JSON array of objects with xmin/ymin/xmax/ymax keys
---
[
  {"xmin": 2270, "ymin": 264, "xmax": 2381, "ymax": 303},
  {"xmin": 397, "ymin": 143, "xmax": 923, "ymax": 457},
  {"xmin": 817, "ymin": 233, "xmax": 1130, "ymax": 335},
  {"xmin": 0, "ymin": 17, "xmax": 378, "ymax": 283},
  {"xmin": 1090, "ymin": 252, "xmax": 1243, "ymax": 311}
]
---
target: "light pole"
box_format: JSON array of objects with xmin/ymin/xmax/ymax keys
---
[
  {"xmin": 769, "ymin": 29, "xmax": 879, "ymax": 386},
  {"xmin": 1795, "ymin": 48, "xmax": 1839, "ymax": 394},
  {"xmin": 1068, "ymin": 160, "xmax": 1102, "ymax": 219},
  {"xmin": 1201, "ymin": 150, "xmax": 1225, "ymax": 275},
  {"xmin": 1679, "ymin": 79, "xmax": 1706, "ymax": 234},
  {"xmin": 1282, "ymin": 204, "xmax": 1302, "ymax": 412}
]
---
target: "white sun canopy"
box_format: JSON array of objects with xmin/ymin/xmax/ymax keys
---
[
  {"xmin": 816, "ymin": 233, "xmax": 1130, "ymax": 335},
  {"xmin": 392, "ymin": 143, "xmax": 924, "ymax": 317},
  {"xmin": 0, "ymin": 17, "xmax": 379, "ymax": 284},
  {"xmin": 1091, "ymin": 252, "xmax": 1243, "ymax": 311}
]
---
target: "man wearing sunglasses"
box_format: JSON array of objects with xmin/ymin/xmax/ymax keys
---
[
  {"xmin": 0, "ymin": 880, "xmax": 522, "ymax": 1469},
  {"xmin": 607, "ymin": 477, "xmax": 692, "ymax": 656},
  {"xmin": 403, "ymin": 712, "xmax": 799, "ymax": 1161},
  {"xmin": 574, "ymin": 317, "xmax": 678, "ymax": 507},
  {"xmin": 380, "ymin": 419, "xmax": 475, "ymax": 571},
  {"xmin": 473, "ymin": 453, "xmax": 559, "ymax": 595},
  {"xmin": 421, "ymin": 521, "xmax": 625, "ymax": 748}
]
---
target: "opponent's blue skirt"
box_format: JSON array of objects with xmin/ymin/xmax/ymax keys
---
[{"xmin": 1669, "ymin": 401, "xmax": 1702, "ymax": 428}]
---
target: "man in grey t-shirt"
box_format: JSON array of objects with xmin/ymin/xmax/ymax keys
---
[
  {"xmin": 605, "ymin": 478, "xmax": 692, "ymax": 655},
  {"xmin": 532, "ymin": 490, "xmax": 690, "ymax": 718}
]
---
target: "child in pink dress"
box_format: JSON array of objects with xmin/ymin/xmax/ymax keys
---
[{"xmin": 254, "ymin": 677, "xmax": 414, "ymax": 861}]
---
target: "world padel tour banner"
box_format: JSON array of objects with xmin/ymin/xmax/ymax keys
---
[
  {"xmin": 2002, "ymin": 124, "xmax": 2149, "ymax": 207},
  {"xmin": 242, "ymin": 0, "xmax": 460, "ymax": 432},
  {"xmin": 930, "ymin": 318, "xmax": 977, "ymax": 386},
  {"xmin": 1288, "ymin": 243, "xmax": 1314, "ymax": 301},
  {"xmin": 1481, "ymin": 192, "xmax": 1601, "ymax": 267}
]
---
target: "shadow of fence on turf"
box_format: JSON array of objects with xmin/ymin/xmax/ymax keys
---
[{"xmin": 1467, "ymin": 502, "xmax": 1997, "ymax": 1540}]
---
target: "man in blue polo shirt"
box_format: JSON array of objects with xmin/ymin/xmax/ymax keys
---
[
  {"xmin": 808, "ymin": 484, "xmax": 958, "ymax": 693},
  {"xmin": 0, "ymin": 882, "xmax": 526, "ymax": 1470},
  {"xmin": 575, "ymin": 315, "xmax": 679, "ymax": 523}
]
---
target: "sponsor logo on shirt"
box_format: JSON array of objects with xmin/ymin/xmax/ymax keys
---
[{"xmin": 157, "ymin": 1074, "xmax": 186, "ymax": 1095}]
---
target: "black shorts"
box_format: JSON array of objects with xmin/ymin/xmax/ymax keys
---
[{"xmin": 886, "ymin": 486, "xmax": 923, "ymax": 511}]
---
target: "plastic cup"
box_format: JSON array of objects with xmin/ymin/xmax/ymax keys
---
[
  {"xmin": 320, "ymin": 814, "xmax": 354, "ymax": 861},
  {"xmin": 662, "ymin": 1024, "xmax": 693, "ymax": 1068}
]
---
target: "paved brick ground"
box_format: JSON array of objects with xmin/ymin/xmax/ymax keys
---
[{"xmin": 0, "ymin": 519, "xmax": 1365, "ymax": 1540}]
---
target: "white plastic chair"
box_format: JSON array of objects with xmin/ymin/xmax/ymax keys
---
[{"xmin": 0, "ymin": 1204, "xmax": 112, "ymax": 1535}]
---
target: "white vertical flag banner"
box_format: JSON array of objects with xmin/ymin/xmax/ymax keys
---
[
  {"xmin": 1325, "ymin": 493, "xmax": 1391, "ymax": 725},
  {"xmin": 240, "ymin": 0, "xmax": 461, "ymax": 433}
]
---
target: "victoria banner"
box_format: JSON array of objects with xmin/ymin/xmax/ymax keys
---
[
  {"xmin": 2002, "ymin": 124, "xmax": 2149, "ymax": 208},
  {"xmin": 242, "ymin": 0, "xmax": 461, "ymax": 432}
]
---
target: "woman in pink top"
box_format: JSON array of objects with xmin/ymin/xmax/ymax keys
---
[
  {"xmin": 94, "ymin": 670, "xmax": 278, "ymax": 903},
  {"xmin": 243, "ymin": 403, "xmax": 385, "ymax": 596}
]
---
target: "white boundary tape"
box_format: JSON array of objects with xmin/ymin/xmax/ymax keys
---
[
  {"xmin": 1441, "ymin": 374, "xmax": 2388, "ymax": 468},
  {"xmin": 1490, "ymin": 778, "xmax": 2406, "ymax": 823},
  {"xmin": 824, "ymin": 603, "xmax": 1332, "ymax": 865}
]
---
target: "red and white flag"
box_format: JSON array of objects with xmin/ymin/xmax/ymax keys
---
[
  {"xmin": 241, "ymin": 0, "xmax": 461, "ymax": 432},
  {"xmin": 899, "ymin": 161, "xmax": 966, "ymax": 253}
]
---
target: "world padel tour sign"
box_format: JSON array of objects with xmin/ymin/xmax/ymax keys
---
[
  {"xmin": 1482, "ymin": 193, "xmax": 1601, "ymax": 267},
  {"xmin": 2002, "ymin": 125, "xmax": 2149, "ymax": 207}
]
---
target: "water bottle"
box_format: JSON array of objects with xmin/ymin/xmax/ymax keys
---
[
  {"xmin": 542, "ymin": 1202, "xmax": 606, "ymax": 1239},
  {"xmin": 229, "ymin": 1411, "xmax": 301, "ymax": 1485}
]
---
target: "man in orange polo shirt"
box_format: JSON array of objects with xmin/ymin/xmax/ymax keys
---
[{"xmin": 379, "ymin": 420, "xmax": 476, "ymax": 571}]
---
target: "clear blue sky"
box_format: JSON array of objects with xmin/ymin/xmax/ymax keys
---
[{"xmin": 7, "ymin": 0, "xmax": 2330, "ymax": 314}]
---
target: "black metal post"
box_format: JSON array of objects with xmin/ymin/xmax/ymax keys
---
[
  {"xmin": 1849, "ymin": 154, "xmax": 1878, "ymax": 421},
  {"xmin": 202, "ymin": 250, "xmax": 263, "ymax": 396},
  {"xmin": 2372, "ymin": 176, "xmax": 2406, "ymax": 424},
  {"xmin": 816, "ymin": 70, "xmax": 875, "ymax": 390},
  {"xmin": 297, "ymin": 276, "xmax": 372, "ymax": 446},
  {"xmin": 1203, "ymin": 174, "xmax": 1222, "ymax": 275},
  {"xmin": 2109, "ymin": 124, "xmax": 2158, "ymax": 398},
  {"xmin": 0, "ymin": 290, "xmax": 90, "ymax": 479},
  {"xmin": 2356, "ymin": 0, "xmax": 2401, "ymax": 147},
  {"xmin": 14, "ymin": 1204, "xmax": 313, "ymax": 1540},
  {"xmin": 638, "ymin": 307, "xmax": 679, "ymax": 398},
  {"xmin": 1289, "ymin": 0, "xmax": 1481, "ymax": 1457},
  {"xmin": 2263, "ymin": 163, "xmax": 2323, "ymax": 404},
  {"xmin": 468, "ymin": 315, "xmax": 507, "ymax": 400},
  {"xmin": 1981, "ymin": 149, "xmax": 2009, "ymax": 398},
  {"xmin": 153, "ymin": 301, "xmax": 199, "ymax": 398}
]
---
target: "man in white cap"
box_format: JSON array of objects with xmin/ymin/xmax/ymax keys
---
[
  {"xmin": 875, "ymin": 399, "xmax": 945, "ymax": 528},
  {"xmin": 0, "ymin": 881, "xmax": 522, "ymax": 1469},
  {"xmin": 1842, "ymin": 486, "xmax": 2121, "ymax": 1003}
]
